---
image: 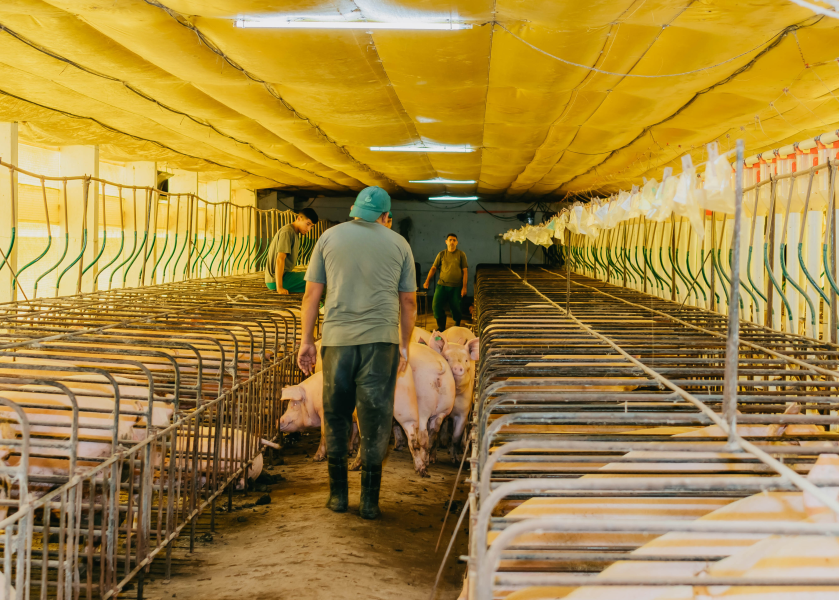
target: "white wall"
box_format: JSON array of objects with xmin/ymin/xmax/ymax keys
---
[{"xmin": 299, "ymin": 197, "xmax": 553, "ymax": 295}]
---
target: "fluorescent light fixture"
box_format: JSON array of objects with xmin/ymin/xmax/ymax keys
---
[
  {"xmin": 370, "ymin": 145, "xmax": 474, "ymax": 153},
  {"xmin": 235, "ymin": 19, "xmax": 471, "ymax": 30},
  {"xmin": 410, "ymin": 178, "xmax": 477, "ymax": 184},
  {"xmin": 429, "ymin": 196, "xmax": 479, "ymax": 201}
]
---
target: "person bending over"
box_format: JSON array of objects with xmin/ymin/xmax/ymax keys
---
[
  {"xmin": 424, "ymin": 233, "xmax": 467, "ymax": 331},
  {"xmin": 264, "ymin": 208, "xmax": 318, "ymax": 295}
]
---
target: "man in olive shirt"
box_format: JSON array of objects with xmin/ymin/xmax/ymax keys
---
[
  {"xmin": 264, "ymin": 208, "xmax": 318, "ymax": 294},
  {"xmin": 424, "ymin": 233, "xmax": 468, "ymax": 332},
  {"xmin": 297, "ymin": 187, "xmax": 416, "ymax": 520}
]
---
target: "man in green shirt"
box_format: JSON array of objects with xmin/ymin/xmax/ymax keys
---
[
  {"xmin": 297, "ymin": 187, "xmax": 416, "ymax": 520},
  {"xmin": 264, "ymin": 208, "xmax": 318, "ymax": 294},
  {"xmin": 424, "ymin": 233, "xmax": 468, "ymax": 332}
]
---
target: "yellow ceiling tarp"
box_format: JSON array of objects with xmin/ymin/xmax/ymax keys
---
[{"xmin": 0, "ymin": 0, "xmax": 837, "ymax": 197}]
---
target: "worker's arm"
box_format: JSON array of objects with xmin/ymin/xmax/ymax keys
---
[
  {"xmin": 461, "ymin": 267, "xmax": 468, "ymax": 297},
  {"xmin": 423, "ymin": 265, "xmax": 437, "ymax": 289},
  {"xmin": 275, "ymin": 253, "xmax": 288, "ymax": 295},
  {"xmin": 297, "ymin": 282, "xmax": 324, "ymax": 375},
  {"xmin": 398, "ymin": 291, "xmax": 417, "ymax": 373}
]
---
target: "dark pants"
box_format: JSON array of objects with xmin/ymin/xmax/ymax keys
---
[
  {"xmin": 266, "ymin": 272, "xmax": 307, "ymax": 293},
  {"xmin": 432, "ymin": 285, "xmax": 462, "ymax": 332},
  {"xmin": 321, "ymin": 343, "xmax": 399, "ymax": 464}
]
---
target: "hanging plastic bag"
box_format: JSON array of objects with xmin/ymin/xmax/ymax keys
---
[
  {"xmin": 593, "ymin": 199, "xmax": 610, "ymax": 228},
  {"xmin": 579, "ymin": 204, "xmax": 600, "ymax": 238},
  {"xmin": 700, "ymin": 143, "xmax": 736, "ymax": 214},
  {"xmin": 526, "ymin": 224, "xmax": 553, "ymax": 247},
  {"xmin": 567, "ymin": 204, "xmax": 582, "ymax": 235},
  {"xmin": 606, "ymin": 197, "xmax": 627, "ymax": 228},
  {"xmin": 639, "ymin": 178, "xmax": 657, "ymax": 214},
  {"xmin": 671, "ymin": 155, "xmax": 706, "ymax": 241},
  {"xmin": 648, "ymin": 168, "xmax": 675, "ymax": 221},
  {"xmin": 553, "ymin": 211, "xmax": 568, "ymax": 241}
]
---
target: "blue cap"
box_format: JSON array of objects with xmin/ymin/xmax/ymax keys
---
[{"xmin": 350, "ymin": 186, "xmax": 391, "ymax": 222}]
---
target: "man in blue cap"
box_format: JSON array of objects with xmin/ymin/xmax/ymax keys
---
[{"xmin": 297, "ymin": 186, "xmax": 416, "ymax": 519}]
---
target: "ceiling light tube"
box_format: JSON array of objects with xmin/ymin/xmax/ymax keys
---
[
  {"xmin": 235, "ymin": 19, "xmax": 472, "ymax": 30},
  {"xmin": 429, "ymin": 196, "xmax": 479, "ymax": 201},
  {"xmin": 410, "ymin": 178, "xmax": 477, "ymax": 184},
  {"xmin": 370, "ymin": 145, "xmax": 474, "ymax": 153}
]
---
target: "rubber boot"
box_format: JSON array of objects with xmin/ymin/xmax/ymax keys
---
[
  {"xmin": 326, "ymin": 455, "xmax": 348, "ymax": 513},
  {"xmin": 359, "ymin": 463, "xmax": 382, "ymax": 520}
]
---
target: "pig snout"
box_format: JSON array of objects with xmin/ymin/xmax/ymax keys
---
[
  {"xmin": 450, "ymin": 363, "xmax": 466, "ymax": 377},
  {"xmin": 279, "ymin": 408, "xmax": 302, "ymax": 432}
]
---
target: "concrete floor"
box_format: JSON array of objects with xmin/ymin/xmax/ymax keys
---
[{"xmin": 141, "ymin": 433, "xmax": 469, "ymax": 600}]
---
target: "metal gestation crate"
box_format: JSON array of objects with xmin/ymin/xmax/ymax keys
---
[
  {"xmin": 467, "ymin": 264, "xmax": 839, "ymax": 600},
  {"xmin": 0, "ymin": 275, "xmax": 309, "ymax": 600}
]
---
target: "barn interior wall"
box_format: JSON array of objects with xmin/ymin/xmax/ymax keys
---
[{"xmin": 270, "ymin": 193, "xmax": 553, "ymax": 295}]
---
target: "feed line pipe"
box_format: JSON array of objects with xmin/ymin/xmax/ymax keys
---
[
  {"xmin": 98, "ymin": 185, "xmax": 126, "ymax": 288},
  {"xmin": 656, "ymin": 220, "xmax": 675, "ymax": 297},
  {"xmin": 224, "ymin": 205, "xmax": 239, "ymax": 275},
  {"xmin": 151, "ymin": 192, "xmax": 173, "ymax": 282},
  {"xmin": 119, "ymin": 188, "xmax": 148, "ymax": 288},
  {"xmin": 139, "ymin": 189, "xmax": 160, "ymax": 286},
  {"xmin": 183, "ymin": 194, "xmax": 198, "ymax": 280},
  {"xmin": 15, "ymin": 177, "xmax": 52, "ymax": 285},
  {"xmin": 778, "ymin": 170, "xmax": 816, "ymax": 330},
  {"xmin": 193, "ymin": 198, "xmax": 209, "ymax": 278},
  {"xmin": 162, "ymin": 194, "xmax": 182, "ymax": 282},
  {"xmin": 56, "ymin": 176, "xmax": 90, "ymax": 296},
  {"xmin": 763, "ymin": 177, "xmax": 794, "ymax": 329},
  {"xmin": 746, "ymin": 180, "xmax": 769, "ymax": 315},
  {"xmin": 0, "ymin": 164, "xmax": 15, "ymax": 278},
  {"xmin": 199, "ymin": 203, "xmax": 219, "ymax": 277},
  {"xmin": 822, "ymin": 162, "xmax": 839, "ymax": 299},
  {"xmin": 35, "ymin": 180, "xmax": 69, "ymax": 298},
  {"xmin": 81, "ymin": 180, "xmax": 109, "ymax": 281},
  {"xmin": 671, "ymin": 218, "xmax": 696, "ymax": 303},
  {"xmin": 795, "ymin": 167, "xmax": 831, "ymax": 309}
]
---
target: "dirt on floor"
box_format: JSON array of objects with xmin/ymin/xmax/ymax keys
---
[{"xmin": 141, "ymin": 433, "xmax": 470, "ymax": 600}]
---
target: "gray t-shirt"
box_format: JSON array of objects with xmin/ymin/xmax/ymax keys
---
[
  {"xmin": 264, "ymin": 223, "xmax": 299, "ymax": 286},
  {"xmin": 305, "ymin": 220, "xmax": 416, "ymax": 346}
]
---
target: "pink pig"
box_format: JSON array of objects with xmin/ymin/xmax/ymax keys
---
[{"xmin": 428, "ymin": 329, "xmax": 479, "ymax": 462}]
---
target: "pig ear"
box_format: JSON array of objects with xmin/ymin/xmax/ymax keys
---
[
  {"xmin": 428, "ymin": 331, "xmax": 447, "ymax": 354},
  {"xmin": 467, "ymin": 337, "xmax": 480, "ymax": 361},
  {"xmin": 281, "ymin": 386, "xmax": 304, "ymax": 401}
]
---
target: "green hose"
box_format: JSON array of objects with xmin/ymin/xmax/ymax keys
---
[
  {"xmin": 81, "ymin": 229, "xmax": 107, "ymax": 276},
  {"xmin": 798, "ymin": 242, "xmax": 829, "ymax": 305},
  {"xmin": 729, "ymin": 249, "xmax": 759, "ymax": 314},
  {"xmin": 35, "ymin": 231, "xmax": 68, "ymax": 297},
  {"xmin": 17, "ymin": 226, "xmax": 52, "ymax": 283},
  {"xmin": 123, "ymin": 230, "xmax": 148, "ymax": 285},
  {"xmin": 98, "ymin": 228, "xmax": 125, "ymax": 287},
  {"xmin": 56, "ymin": 228, "xmax": 86, "ymax": 292},
  {"xmin": 822, "ymin": 243, "xmax": 839, "ymax": 297},
  {"xmin": 684, "ymin": 251, "xmax": 708, "ymax": 302},
  {"xmin": 780, "ymin": 243, "xmax": 815, "ymax": 328},
  {"xmin": 764, "ymin": 241, "xmax": 793, "ymax": 324},
  {"xmin": 715, "ymin": 247, "xmax": 743, "ymax": 310},
  {"xmin": 747, "ymin": 246, "xmax": 768, "ymax": 303},
  {"xmin": 161, "ymin": 234, "xmax": 179, "ymax": 283},
  {"xmin": 0, "ymin": 227, "xmax": 15, "ymax": 278}
]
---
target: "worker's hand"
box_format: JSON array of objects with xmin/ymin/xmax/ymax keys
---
[
  {"xmin": 423, "ymin": 280, "xmax": 430, "ymax": 289},
  {"xmin": 298, "ymin": 342, "xmax": 318, "ymax": 375},
  {"xmin": 397, "ymin": 345, "xmax": 409, "ymax": 374},
  {"xmin": 277, "ymin": 287, "xmax": 289, "ymax": 295},
  {"xmin": 461, "ymin": 287, "xmax": 467, "ymax": 297}
]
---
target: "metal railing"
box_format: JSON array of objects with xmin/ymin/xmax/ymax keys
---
[{"xmin": 0, "ymin": 274, "xmax": 308, "ymax": 600}]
